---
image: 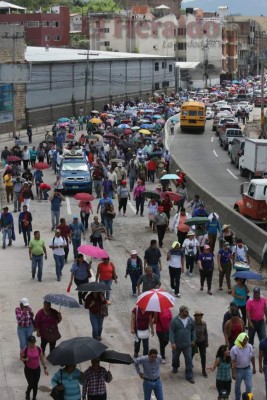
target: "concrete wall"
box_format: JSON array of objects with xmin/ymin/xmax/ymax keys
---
[{"xmin": 165, "ymin": 116, "xmax": 267, "ymax": 261}]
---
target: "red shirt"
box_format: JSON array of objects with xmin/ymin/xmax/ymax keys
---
[
  {"xmin": 56, "ymin": 224, "xmax": 70, "ymax": 240},
  {"xmin": 246, "ymin": 297, "xmax": 267, "ymax": 321},
  {"xmin": 147, "ymin": 160, "xmax": 157, "ymax": 171},
  {"xmin": 39, "ymin": 183, "xmax": 51, "ymax": 190},
  {"xmin": 97, "ymin": 262, "xmax": 114, "ymax": 280},
  {"xmin": 132, "ymin": 307, "xmax": 151, "ymax": 330}
]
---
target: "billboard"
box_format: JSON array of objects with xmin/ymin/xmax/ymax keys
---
[{"xmin": 0, "ymin": 84, "xmax": 13, "ymax": 124}]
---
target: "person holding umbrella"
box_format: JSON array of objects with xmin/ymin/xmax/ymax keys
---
[
  {"xmin": 79, "ymin": 200, "xmax": 93, "ymax": 230},
  {"xmin": 82, "ymin": 358, "xmax": 111, "ymax": 400},
  {"xmin": 69, "ymin": 254, "xmax": 92, "ymax": 305},
  {"xmin": 154, "ymin": 309, "xmax": 172, "ymax": 364},
  {"xmin": 131, "ymin": 306, "xmax": 154, "ymax": 358},
  {"xmin": 51, "ymin": 365, "xmax": 83, "ymax": 400},
  {"xmin": 84, "ymin": 292, "xmax": 107, "ymax": 340},
  {"xmin": 125, "ymin": 250, "xmax": 143, "ymax": 297},
  {"xmin": 95, "ymin": 257, "xmax": 118, "ymax": 305},
  {"xmin": 20, "ymin": 335, "xmax": 48, "ymax": 400}
]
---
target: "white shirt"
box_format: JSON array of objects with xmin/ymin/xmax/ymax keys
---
[
  {"xmin": 233, "ymin": 244, "xmax": 248, "ymax": 262},
  {"xmin": 183, "ymin": 238, "xmax": 199, "ymax": 255},
  {"xmin": 49, "ymin": 236, "xmax": 66, "ymax": 256}
]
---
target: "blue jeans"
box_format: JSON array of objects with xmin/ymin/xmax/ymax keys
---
[
  {"xmin": 2, "ymin": 227, "xmax": 12, "ymax": 246},
  {"xmin": 248, "ymin": 319, "xmax": 266, "ymax": 346},
  {"xmin": 94, "ymin": 181, "xmax": 102, "ymax": 197},
  {"xmin": 103, "ymin": 216, "xmax": 113, "ymax": 236},
  {"xmin": 72, "ymin": 238, "xmax": 81, "ymax": 259},
  {"xmin": 54, "ymin": 254, "xmax": 65, "ymax": 279},
  {"xmin": 143, "ymin": 379, "xmax": 163, "ymax": 400},
  {"xmin": 136, "ymin": 197, "xmax": 145, "ymax": 215},
  {"xmin": 172, "ymin": 346, "xmax": 193, "ymax": 380},
  {"xmin": 129, "ymin": 177, "xmax": 135, "ymax": 191},
  {"xmin": 263, "ymin": 365, "xmax": 267, "ymax": 399},
  {"xmin": 235, "ymin": 367, "xmax": 252, "ymax": 400},
  {"xmin": 17, "ymin": 325, "xmax": 33, "ymax": 350},
  {"xmin": 89, "ymin": 312, "xmax": 104, "ymax": 339},
  {"xmin": 129, "ymin": 273, "xmax": 142, "ymax": 294},
  {"xmin": 99, "ymin": 279, "xmax": 112, "ymax": 300},
  {"xmin": 51, "ymin": 210, "xmax": 60, "ymax": 229},
  {"xmin": 32, "ymin": 255, "xmax": 43, "ymax": 281},
  {"xmin": 149, "ymin": 264, "xmax": 160, "ymax": 279}
]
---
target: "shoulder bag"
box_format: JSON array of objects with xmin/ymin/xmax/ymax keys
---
[
  {"xmin": 50, "ymin": 370, "xmax": 64, "ymax": 400},
  {"xmin": 136, "ymin": 307, "xmax": 149, "ymax": 340}
]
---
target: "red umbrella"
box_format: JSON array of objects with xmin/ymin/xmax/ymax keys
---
[
  {"xmin": 7, "ymin": 155, "xmax": 21, "ymax": 162},
  {"xmin": 136, "ymin": 289, "xmax": 175, "ymax": 312},
  {"xmin": 103, "ymin": 134, "xmax": 119, "ymax": 140},
  {"xmin": 123, "ymin": 128, "xmax": 132, "ymax": 135},
  {"xmin": 66, "ymin": 134, "xmax": 75, "ymax": 140},
  {"xmin": 73, "ymin": 193, "xmax": 94, "ymax": 202},
  {"xmin": 32, "ymin": 162, "xmax": 50, "ymax": 170},
  {"xmin": 160, "ymin": 191, "xmax": 183, "ymax": 202},
  {"xmin": 78, "ymin": 245, "xmax": 109, "ymax": 259}
]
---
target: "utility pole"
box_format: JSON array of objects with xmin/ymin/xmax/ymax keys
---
[
  {"xmin": 204, "ymin": 42, "xmax": 209, "ymax": 89},
  {"xmin": 83, "ymin": 12, "xmax": 90, "ymax": 114},
  {"xmin": 260, "ymin": 58, "xmax": 265, "ymax": 137}
]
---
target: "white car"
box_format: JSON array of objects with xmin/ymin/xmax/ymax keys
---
[
  {"xmin": 205, "ymin": 107, "xmax": 215, "ymax": 120},
  {"xmin": 237, "ymin": 101, "xmax": 253, "ymax": 112}
]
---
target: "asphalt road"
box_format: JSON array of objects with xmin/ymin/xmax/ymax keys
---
[
  {"xmin": 171, "ymin": 109, "xmax": 261, "ymax": 207},
  {"xmin": 0, "ymin": 125, "xmax": 267, "ymax": 400}
]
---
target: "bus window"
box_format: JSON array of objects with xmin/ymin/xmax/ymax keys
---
[
  {"xmin": 182, "ymin": 111, "xmax": 187, "ymax": 116},
  {"xmin": 198, "ymin": 110, "xmax": 204, "ymax": 116},
  {"xmin": 189, "ymin": 110, "xmax": 197, "ymax": 116}
]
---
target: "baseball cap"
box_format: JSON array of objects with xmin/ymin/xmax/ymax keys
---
[
  {"xmin": 73, "ymin": 214, "xmax": 79, "ymax": 219},
  {"xmin": 131, "ymin": 250, "xmax": 137, "ymax": 255},
  {"xmin": 172, "ymin": 241, "xmax": 180, "ymax": 249},
  {"xmin": 27, "ymin": 335, "xmax": 36, "ymax": 343},
  {"xmin": 179, "ymin": 305, "xmax": 189, "ymax": 313},
  {"xmin": 230, "ymin": 301, "xmax": 238, "ymax": 307},
  {"xmin": 253, "ymin": 287, "xmax": 261, "ymax": 293},
  {"xmin": 20, "ymin": 298, "xmax": 30, "ymax": 306},
  {"xmin": 187, "ymin": 231, "xmax": 195, "ymax": 236}
]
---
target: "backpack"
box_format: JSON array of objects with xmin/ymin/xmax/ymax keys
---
[{"xmin": 23, "ymin": 346, "xmax": 41, "ymax": 364}]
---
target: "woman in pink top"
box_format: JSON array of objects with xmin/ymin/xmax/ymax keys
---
[
  {"xmin": 79, "ymin": 201, "xmax": 93, "ymax": 230},
  {"xmin": 20, "ymin": 335, "xmax": 48, "ymax": 400},
  {"xmin": 133, "ymin": 179, "xmax": 146, "ymax": 216},
  {"xmin": 154, "ymin": 308, "xmax": 173, "ymax": 363}
]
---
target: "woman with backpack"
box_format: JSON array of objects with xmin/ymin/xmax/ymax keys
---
[
  {"xmin": 20, "ymin": 335, "xmax": 48, "ymax": 400},
  {"xmin": 125, "ymin": 250, "xmax": 143, "ymax": 297}
]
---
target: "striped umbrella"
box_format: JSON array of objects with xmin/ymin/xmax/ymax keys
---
[{"xmin": 136, "ymin": 289, "xmax": 175, "ymax": 312}]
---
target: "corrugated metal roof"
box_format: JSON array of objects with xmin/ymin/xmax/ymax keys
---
[
  {"xmin": 25, "ymin": 46, "xmax": 172, "ymax": 63},
  {"xmin": 175, "ymin": 62, "xmax": 201, "ymax": 69},
  {"xmin": 0, "ymin": 1, "xmax": 26, "ymax": 9}
]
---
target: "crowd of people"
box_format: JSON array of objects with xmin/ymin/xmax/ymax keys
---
[{"xmin": 1, "ymin": 90, "xmax": 266, "ymax": 400}]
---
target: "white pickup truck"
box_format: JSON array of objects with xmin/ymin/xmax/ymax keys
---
[{"xmin": 220, "ymin": 128, "xmax": 244, "ymax": 151}]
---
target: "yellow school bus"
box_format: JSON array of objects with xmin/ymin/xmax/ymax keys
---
[{"xmin": 180, "ymin": 101, "xmax": 206, "ymax": 133}]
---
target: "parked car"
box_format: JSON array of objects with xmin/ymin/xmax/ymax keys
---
[
  {"xmin": 212, "ymin": 111, "xmax": 232, "ymax": 132},
  {"xmin": 216, "ymin": 117, "xmax": 236, "ymax": 137},
  {"xmin": 229, "ymin": 137, "xmax": 245, "ymax": 167},
  {"xmin": 237, "ymin": 101, "xmax": 253, "ymax": 112},
  {"xmin": 254, "ymin": 96, "xmax": 267, "ymax": 107},
  {"xmin": 220, "ymin": 128, "xmax": 244, "ymax": 151},
  {"xmin": 205, "ymin": 107, "xmax": 215, "ymax": 120}
]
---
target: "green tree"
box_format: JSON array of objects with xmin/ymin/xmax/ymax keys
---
[{"xmin": 87, "ymin": 0, "xmax": 121, "ymax": 12}]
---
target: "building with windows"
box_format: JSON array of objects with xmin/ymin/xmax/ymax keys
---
[{"xmin": 0, "ymin": 5, "xmax": 70, "ymax": 47}]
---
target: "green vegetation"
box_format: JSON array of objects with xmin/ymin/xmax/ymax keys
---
[{"xmin": 15, "ymin": 0, "xmax": 121, "ymax": 12}]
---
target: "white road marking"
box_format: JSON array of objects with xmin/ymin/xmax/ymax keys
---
[
  {"xmin": 213, "ymin": 150, "xmax": 218, "ymax": 157},
  {"xmin": 211, "ymin": 137, "xmax": 214, "ymax": 142},
  {"xmin": 128, "ymin": 200, "xmax": 137, "ymax": 214},
  {"xmin": 66, "ymin": 196, "xmax": 72, "ymax": 215},
  {"xmin": 226, "ymin": 169, "xmax": 239, "ymax": 180}
]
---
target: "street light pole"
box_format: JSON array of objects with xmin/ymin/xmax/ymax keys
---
[
  {"xmin": 83, "ymin": 12, "xmax": 90, "ymax": 114},
  {"xmin": 260, "ymin": 58, "xmax": 265, "ymax": 137}
]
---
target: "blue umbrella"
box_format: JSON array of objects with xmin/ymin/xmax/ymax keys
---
[
  {"xmin": 171, "ymin": 117, "xmax": 179, "ymax": 123},
  {"xmin": 153, "ymin": 115, "xmax": 162, "ymax": 119},
  {"xmin": 232, "ymin": 271, "xmax": 263, "ymax": 281},
  {"xmin": 144, "ymin": 109, "xmax": 154, "ymax": 113},
  {"xmin": 58, "ymin": 117, "xmax": 70, "ymax": 123},
  {"xmin": 44, "ymin": 294, "xmax": 80, "ymax": 309},
  {"xmin": 118, "ymin": 123, "xmax": 130, "ymax": 129},
  {"xmin": 140, "ymin": 124, "xmax": 153, "ymax": 129},
  {"xmin": 160, "ymin": 173, "xmax": 180, "ymax": 180}
]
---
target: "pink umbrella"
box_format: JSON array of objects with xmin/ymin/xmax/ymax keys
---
[
  {"xmin": 160, "ymin": 191, "xmax": 183, "ymax": 202},
  {"xmin": 136, "ymin": 289, "xmax": 175, "ymax": 312},
  {"xmin": 106, "ymin": 118, "xmax": 115, "ymax": 126},
  {"xmin": 78, "ymin": 245, "xmax": 109, "ymax": 259}
]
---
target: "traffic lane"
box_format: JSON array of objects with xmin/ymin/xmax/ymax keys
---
[{"xmin": 172, "ymin": 122, "xmax": 242, "ymax": 206}]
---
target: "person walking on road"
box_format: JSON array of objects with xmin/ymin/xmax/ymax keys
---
[
  {"xmin": 131, "ymin": 306, "xmax": 154, "ymax": 358},
  {"xmin": 96, "ymin": 257, "xmax": 118, "ymax": 304},
  {"xmin": 29, "ymin": 231, "xmax": 47, "ymax": 282},
  {"xmin": 232, "ymin": 278, "xmax": 249, "ymax": 326},
  {"xmin": 34, "ymin": 300, "xmax": 62, "ymax": 355},
  {"xmin": 193, "ymin": 310, "xmax": 209, "ymax": 378},
  {"xmin": 182, "ymin": 231, "xmax": 200, "ymax": 277},
  {"xmin": 84, "ymin": 292, "xmax": 107, "ymax": 341},
  {"xmin": 169, "ymin": 305, "xmax": 196, "ymax": 384},
  {"xmin": 49, "ymin": 229, "xmax": 67, "ymax": 281},
  {"xmin": 19, "ymin": 205, "xmax": 32, "ymax": 246},
  {"xmin": 3, "ymin": 169, "xmax": 13, "ymax": 203},
  {"xmin": 259, "ymin": 335, "xmax": 267, "ymax": 399},
  {"xmin": 117, "ymin": 179, "xmax": 130, "ymax": 217},
  {"xmin": 69, "ymin": 215, "xmax": 85, "ymax": 259},
  {"xmin": 133, "ymin": 179, "xmax": 146, "ymax": 216},
  {"xmin": 154, "ymin": 206, "xmax": 168, "ymax": 248},
  {"xmin": 50, "ymin": 190, "xmax": 65, "ymax": 231},
  {"xmin": 82, "ymin": 359, "xmax": 111, "ymax": 399},
  {"xmin": 135, "ymin": 349, "xmax": 163, "ymax": 400},
  {"xmin": 56, "ymin": 217, "xmax": 71, "ymax": 262},
  {"xmin": 154, "ymin": 309, "xmax": 172, "ymax": 364},
  {"xmin": 246, "ymin": 287, "xmax": 267, "ymax": 346},
  {"xmin": 167, "ymin": 241, "xmax": 184, "ymax": 298},
  {"xmin": 171, "ymin": 207, "xmax": 191, "ymax": 246},
  {"xmin": 16, "ymin": 298, "xmax": 34, "ymax": 350},
  {"xmin": 20, "ymin": 335, "xmax": 48, "ymax": 400},
  {"xmin": 210, "ymin": 345, "xmax": 232, "ymax": 399},
  {"xmin": 218, "ymin": 242, "xmax": 233, "ymax": 293},
  {"xmin": 144, "ymin": 240, "xmax": 162, "ymax": 279},
  {"xmin": 137, "ymin": 266, "xmax": 161, "ymax": 295},
  {"xmin": 96, "ymin": 193, "xmax": 113, "ymax": 224},
  {"xmin": 12, "ymin": 176, "xmax": 25, "ymax": 212},
  {"xmin": 233, "ymin": 239, "xmax": 250, "ymax": 264},
  {"xmin": 69, "ymin": 254, "xmax": 92, "ymax": 305},
  {"xmin": 125, "ymin": 250, "xmax": 143, "ymax": 297},
  {"xmin": 230, "ymin": 333, "xmax": 256, "ymax": 400},
  {"xmin": 224, "ymin": 309, "xmax": 245, "ymax": 349},
  {"xmin": 206, "ymin": 213, "xmax": 222, "ymax": 253},
  {"xmin": 198, "ymin": 245, "xmax": 215, "ymax": 295},
  {"xmin": 90, "ymin": 215, "xmax": 107, "ymax": 248},
  {"xmin": 0, "ymin": 206, "xmax": 15, "ymax": 249},
  {"xmin": 79, "ymin": 200, "xmax": 93, "ymax": 230}
]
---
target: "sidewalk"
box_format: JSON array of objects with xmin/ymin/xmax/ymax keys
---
[{"xmin": 0, "ymin": 124, "xmax": 52, "ymax": 146}]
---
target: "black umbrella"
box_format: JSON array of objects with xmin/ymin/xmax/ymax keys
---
[
  {"xmin": 142, "ymin": 191, "xmax": 160, "ymax": 200},
  {"xmin": 76, "ymin": 282, "xmax": 112, "ymax": 292},
  {"xmin": 47, "ymin": 337, "xmax": 107, "ymax": 365},
  {"xmin": 99, "ymin": 350, "xmax": 134, "ymax": 365}
]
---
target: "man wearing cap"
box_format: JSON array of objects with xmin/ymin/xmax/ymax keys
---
[
  {"xmin": 18, "ymin": 205, "xmax": 32, "ymax": 247},
  {"xmin": 49, "ymin": 190, "xmax": 65, "ymax": 231},
  {"xmin": 169, "ymin": 305, "xmax": 196, "ymax": 383},
  {"xmin": 230, "ymin": 333, "xmax": 256, "ymax": 400},
  {"xmin": 198, "ymin": 245, "xmax": 215, "ymax": 295},
  {"xmin": 144, "ymin": 240, "xmax": 162, "ymax": 279},
  {"xmin": 29, "ymin": 231, "xmax": 47, "ymax": 282},
  {"xmin": 69, "ymin": 215, "xmax": 85, "ymax": 259},
  {"xmin": 15, "ymin": 298, "xmax": 34, "ymax": 349},
  {"xmin": 97, "ymin": 193, "xmax": 113, "ymax": 224},
  {"xmin": 222, "ymin": 302, "xmax": 241, "ymax": 332},
  {"xmin": 167, "ymin": 241, "xmax": 184, "ymax": 297},
  {"xmin": 233, "ymin": 239, "xmax": 250, "ymax": 264},
  {"xmin": 137, "ymin": 266, "xmax": 161, "ymax": 295},
  {"xmin": 125, "ymin": 250, "xmax": 143, "ymax": 297},
  {"xmin": 246, "ymin": 287, "xmax": 267, "ymax": 345},
  {"xmin": 114, "ymin": 162, "xmax": 126, "ymax": 186},
  {"xmin": 154, "ymin": 206, "xmax": 168, "ymax": 248},
  {"xmin": 192, "ymin": 202, "xmax": 208, "ymax": 218},
  {"xmin": 49, "ymin": 229, "xmax": 67, "ymax": 281}
]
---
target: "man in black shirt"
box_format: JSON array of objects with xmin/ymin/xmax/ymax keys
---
[{"xmin": 144, "ymin": 240, "xmax": 162, "ymax": 279}]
